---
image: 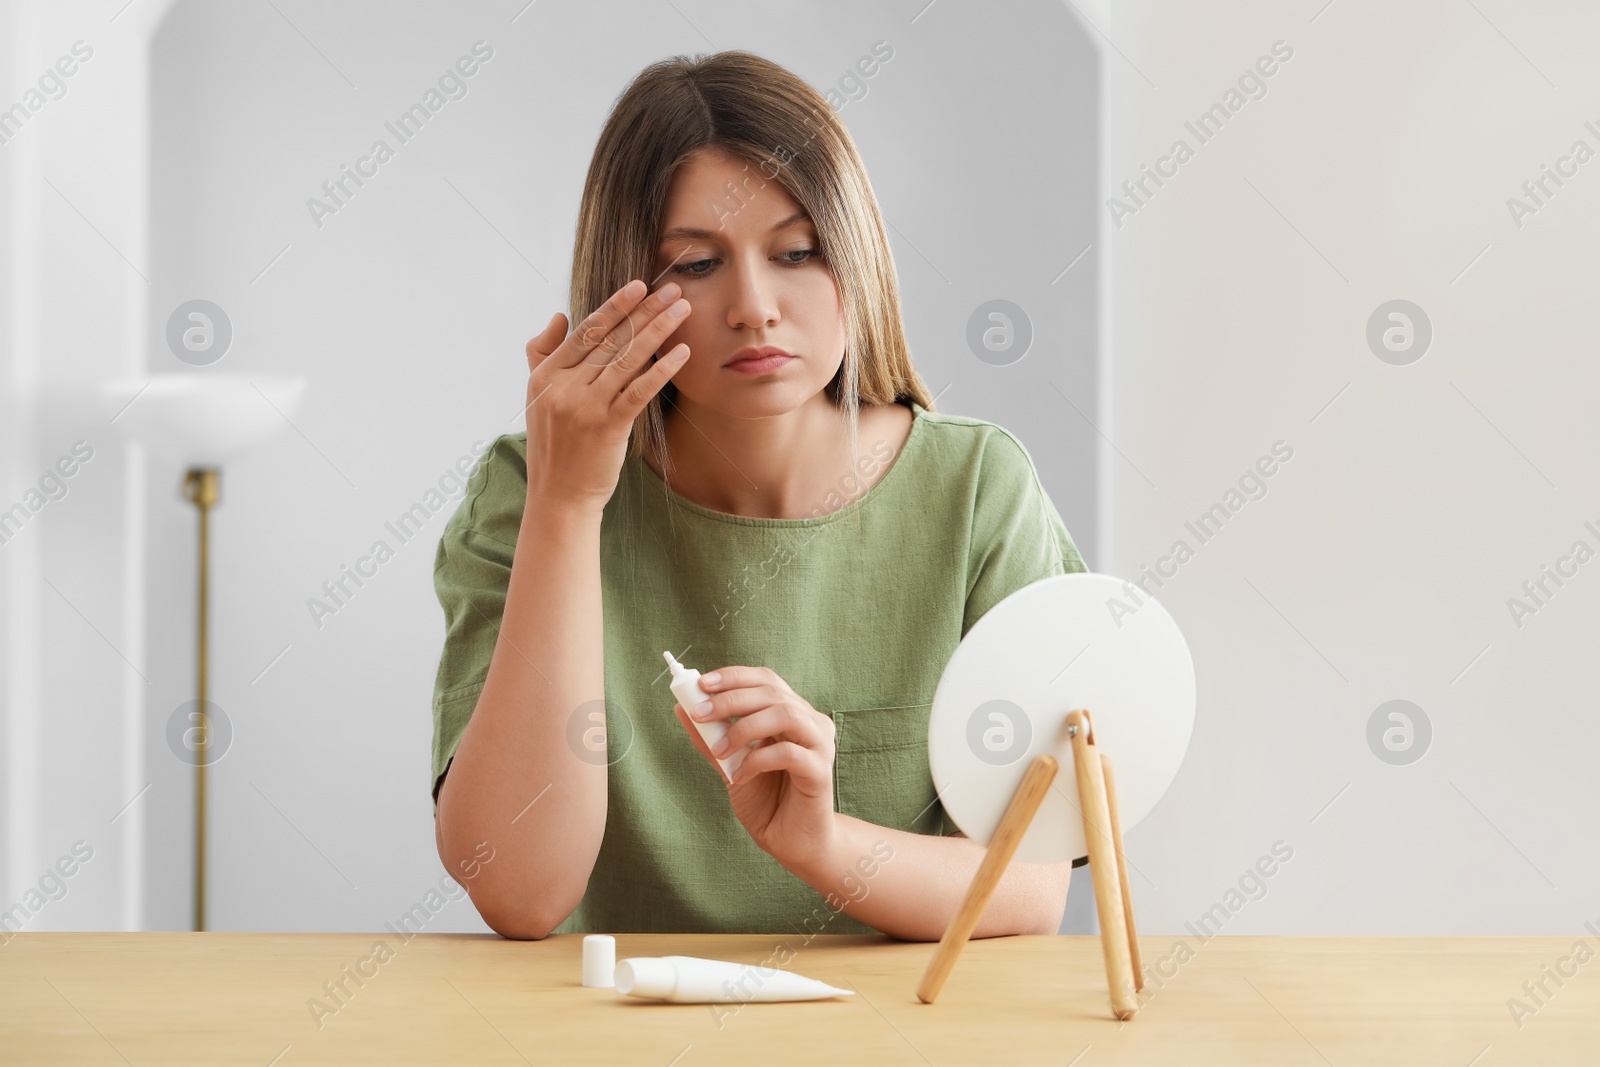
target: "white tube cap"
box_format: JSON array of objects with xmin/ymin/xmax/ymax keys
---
[
  {"xmin": 614, "ymin": 956, "xmax": 677, "ymax": 999},
  {"xmin": 582, "ymin": 935, "xmax": 616, "ymax": 988}
]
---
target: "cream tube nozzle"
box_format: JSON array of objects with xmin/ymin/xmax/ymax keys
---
[
  {"xmin": 663, "ymin": 650, "xmax": 750, "ymax": 784},
  {"xmin": 614, "ymin": 955, "xmax": 855, "ymax": 1002}
]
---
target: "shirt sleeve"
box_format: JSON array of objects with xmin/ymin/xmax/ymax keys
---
[
  {"xmin": 947, "ymin": 428, "xmax": 1088, "ymax": 863},
  {"xmin": 429, "ymin": 437, "xmax": 524, "ymax": 811},
  {"xmin": 962, "ymin": 425, "xmax": 1088, "ymax": 639}
]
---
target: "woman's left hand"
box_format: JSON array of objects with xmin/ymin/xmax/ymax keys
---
[{"xmin": 673, "ymin": 665, "xmax": 838, "ymax": 872}]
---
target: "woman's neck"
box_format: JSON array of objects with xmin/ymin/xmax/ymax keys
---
[{"xmin": 644, "ymin": 392, "xmax": 896, "ymax": 519}]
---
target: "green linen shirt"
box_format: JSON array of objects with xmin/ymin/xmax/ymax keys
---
[{"xmin": 430, "ymin": 399, "xmax": 1087, "ymax": 935}]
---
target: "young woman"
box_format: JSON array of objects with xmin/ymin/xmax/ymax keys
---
[{"xmin": 431, "ymin": 51, "xmax": 1087, "ymax": 940}]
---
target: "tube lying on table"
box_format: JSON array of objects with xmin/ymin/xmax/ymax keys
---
[{"xmin": 613, "ymin": 955, "xmax": 854, "ymax": 1003}]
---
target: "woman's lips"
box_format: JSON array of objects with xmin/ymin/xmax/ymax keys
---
[{"xmin": 724, "ymin": 353, "xmax": 795, "ymax": 374}]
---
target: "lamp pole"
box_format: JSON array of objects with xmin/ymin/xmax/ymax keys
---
[{"xmin": 181, "ymin": 467, "xmax": 219, "ymax": 932}]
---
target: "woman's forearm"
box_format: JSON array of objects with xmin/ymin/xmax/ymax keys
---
[
  {"xmin": 434, "ymin": 492, "xmax": 609, "ymax": 939},
  {"xmin": 791, "ymin": 814, "xmax": 1072, "ymax": 941}
]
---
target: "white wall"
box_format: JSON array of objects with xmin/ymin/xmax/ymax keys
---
[
  {"xmin": 1107, "ymin": 1, "xmax": 1600, "ymax": 934},
  {"xmin": 2, "ymin": 0, "xmax": 1107, "ymax": 936},
  {"xmin": 3, "ymin": 0, "xmax": 1595, "ymax": 942},
  {"xmin": 2, "ymin": 0, "xmax": 174, "ymax": 936}
]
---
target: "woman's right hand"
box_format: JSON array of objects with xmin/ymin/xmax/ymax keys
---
[{"xmin": 522, "ymin": 278, "xmax": 691, "ymax": 511}]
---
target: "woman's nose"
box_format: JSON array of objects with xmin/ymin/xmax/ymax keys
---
[{"xmin": 725, "ymin": 258, "xmax": 780, "ymax": 329}]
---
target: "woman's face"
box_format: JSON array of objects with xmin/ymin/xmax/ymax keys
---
[{"xmin": 649, "ymin": 147, "xmax": 847, "ymax": 419}]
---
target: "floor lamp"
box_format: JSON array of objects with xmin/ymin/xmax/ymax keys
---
[{"xmin": 103, "ymin": 373, "xmax": 307, "ymax": 931}]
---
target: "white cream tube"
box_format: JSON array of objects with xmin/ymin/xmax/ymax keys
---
[
  {"xmin": 614, "ymin": 955, "xmax": 854, "ymax": 1003},
  {"xmin": 663, "ymin": 650, "xmax": 752, "ymax": 783}
]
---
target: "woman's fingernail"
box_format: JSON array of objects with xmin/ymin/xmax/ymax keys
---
[
  {"xmin": 692, "ymin": 700, "xmax": 713, "ymax": 718},
  {"xmin": 712, "ymin": 737, "xmax": 729, "ymax": 756},
  {"xmin": 702, "ymin": 672, "xmax": 721, "ymax": 686}
]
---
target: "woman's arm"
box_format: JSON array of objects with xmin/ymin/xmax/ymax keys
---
[
  {"xmin": 792, "ymin": 814, "xmax": 1073, "ymax": 941},
  {"xmin": 435, "ymin": 282, "xmax": 692, "ymax": 939},
  {"xmin": 434, "ymin": 491, "xmax": 609, "ymax": 939},
  {"xmin": 672, "ymin": 664, "xmax": 1072, "ymax": 940}
]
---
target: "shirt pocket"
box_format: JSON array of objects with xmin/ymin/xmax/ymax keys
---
[{"xmin": 831, "ymin": 701, "xmax": 941, "ymax": 836}]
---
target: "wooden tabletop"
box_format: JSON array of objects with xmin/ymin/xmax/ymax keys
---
[{"xmin": 1, "ymin": 932, "xmax": 1592, "ymax": 1064}]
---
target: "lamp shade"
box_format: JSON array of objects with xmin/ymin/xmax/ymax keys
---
[{"xmin": 100, "ymin": 373, "xmax": 307, "ymax": 467}]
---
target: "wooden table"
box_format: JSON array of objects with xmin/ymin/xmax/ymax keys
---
[{"xmin": 2, "ymin": 932, "xmax": 1594, "ymax": 1064}]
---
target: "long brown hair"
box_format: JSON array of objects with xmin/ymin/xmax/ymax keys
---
[{"xmin": 570, "ymin": 49, "xmax": 935, "ymax": 487}]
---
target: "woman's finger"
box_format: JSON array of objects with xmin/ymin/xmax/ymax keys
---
[
  {"xmin": 589, "ymin": 287, "xmax": 692, "ymax": 387},
  {"xmin": 578, "ymin": 279, "xmax": 682, "ymax": 373},
  {"xmin": 731, "ymin": 741, "xmax": 828, "ymax": 794},
  {"xmin": 716, "ymin": 704, "xmax": 826, "ymax": 757},
  {"xmin": 687, "ymin": 683, "xmax": 782, "ymax": 723},
  {"xmin": 612, "ymin": 343, "xmax": 690, "ymax": 421},
  {"xmin": 525, "ymin": 312, "xmax": 566, "ymax": 373},
  {"xmin": 545, "ymin": 279, "xmax": 650, "ymax": 370},
  {"xmin": 672, "ymin": 703, "xmax": 723, "ymax": 769},
  {"xmin": 694, "ymin": 666, "xmax": 773, "ymax": 699}
]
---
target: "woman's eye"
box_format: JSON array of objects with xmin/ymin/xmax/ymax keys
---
[
  {"xmin": 666, "ymin": 249, "xmax": 821, "ymax": 277},
  {"xmin": 670, "ymin": 258, "xmax": 716, "ymax": 276}
]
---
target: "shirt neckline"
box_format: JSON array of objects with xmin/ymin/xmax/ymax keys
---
[{"xmin": 630, "ymin": 400, "xmax": 927, "ymax": 528}]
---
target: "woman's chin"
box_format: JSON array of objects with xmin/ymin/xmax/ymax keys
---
[{"xmin": 680, "ymin": 384, "xmax": 822, "ymax": 421}]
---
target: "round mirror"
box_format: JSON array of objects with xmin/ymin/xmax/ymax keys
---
[{"xmin": 928, "ymin": 572, "xmax": 1196, "ymax": 863}]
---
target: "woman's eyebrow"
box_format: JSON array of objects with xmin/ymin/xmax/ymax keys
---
[{"xmin": 658, "ymin": 210, "xmax": 812, "ymax": 243}]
